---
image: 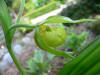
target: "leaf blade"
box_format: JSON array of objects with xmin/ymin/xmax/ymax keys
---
[
  {"xmin": 58, "ymin": 36, "xmax": 100, "ymax": 75},
  {"xmin": 41, "ymin": 16, "xmax": 95, "ymax": 24}
]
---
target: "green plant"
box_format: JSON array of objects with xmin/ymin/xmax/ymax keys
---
[
  {"xmin": 64, "ymin": 27, "xmax": 88, "ymax": 54},
  {"xmin": 4, "ymin": 0, "xmax": 14, "ymax": 7},
  {"xmin": 58, "ymin": 36, "xmax": 100, "ymax": 75},
  {"xmin": 23, "ymin": 1, "xmax": 59, "ymax": 19},
  {"xmin": 12, "ymin": 0, "xmax": 21, "ymax": 9},
  {"xmin": 26, "ymin": 49, "xmax": 55, "ymax": 75},
  {"xmin": 24, "ymin": 0, "xmax": 35, "ymax": 11},
  {"xmin": 55, "ymin": 0, "xmax": 67, "ymax": 4},
  {"xmin": 0, "ymin": 0, "xmax": 98, "ymax": 75},
  {"xmin": 36, "ymin": 0, "xmax": 51, "ymax": 8},
  {"xmin": 0, "ymin": 0, "xmax": 25, "ymax": 74},
  {"xmin": 24, "ymin": 0, "xmax": 51, "ymax": 12},
  {"xmin": 61, "ymin": 0, "xmax": 100, "ymax": 20}
]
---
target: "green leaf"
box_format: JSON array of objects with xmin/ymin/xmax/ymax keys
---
[
  {"xmin": 0, "ymin": 0, "xmax": 13, "ymax": 41},
  {"xmin": 58, "ymin": 36, "xmax": 100, "ymax": 75},
  {"xmin": 41, "ymin": 15, "xmax": 95, "ymax": 24},
  {"xmin": 85, "ymin": 62, "xmax": 100, "ymax": 75},
  {"xmin": 0, "ymin": 0, "xmax": 26, "ymax": 75},
  {"xmin": 16, "ymin": 0, "xmax": 25, "ymax": 23}
]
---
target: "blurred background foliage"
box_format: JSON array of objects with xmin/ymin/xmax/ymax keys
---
[
  {"xmin": 5, "ymin": 0, "xmax": 100, "ymax": 19},
  {"xmin": 5, "ymin": 0, "xmax": 66, "ymax": 9},
  {"xmin": 4, "ymin": 0, "xmax": 67, "ymax": 20},
  {"xmin": 26, "ymin": 49, "xmax": 55, "ymax": 75},
  {"xmin": 61, "ymin": 0, "xmax": 100, "ymax": 20},
  {"xmin": 64, "ymin": 27, "xmax": 88, "ymax": 54},
  {"xmin": 4, "ymin": 0, "xmax": 14, "ymax": 7},
  {"xmin": 23, "ymin": 1, "xmax": 59, "ymax": 19},
  {"xmin": 60, "ymin": 0, "xmax": 100, "ymax": 34}
]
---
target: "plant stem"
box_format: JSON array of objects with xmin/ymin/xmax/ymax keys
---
[
  {"xmin": 16, "ymin": 0, "xmax": 25, "ymax": 23},
  {"xmin": 10, "ymin": 0, "xmax": 26, "ymax": 74},
  {"xmin": 14, "ymin": 0, "xmax": 26, "ymax": 74},
  {"xmin": 9, "ymin": 23, "xmax": 40, "ymax": 31},
  {"xmin": 0, "ymin": 0, "xmax": 26, "ymax": 75},
  {"xmin": 7, "ymin": 44, "xmax": 26, "ymax": 75}
]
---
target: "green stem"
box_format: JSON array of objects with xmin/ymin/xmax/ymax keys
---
[
  {"xmin": 6, "ymin": 32, "xmax": 26, "ymax": 75},
  {"xmin": 7, "ymin": 44, "xmax": 26, "ymax": 75},
  {"xmin": 11, "ymin": 24, "xmax": 39, "ymax": 29},
  {"xmin": 0, "ymin": 0, "xmax": 26, "ymax": 75},
  {"xmin": 16, "ymin": 0, "xmax": 25, "ymax": 23},
  {"xmin": 8, "ymin": 24, "xmax": 40, "ymax": 33},
  {"xmin": 10, "ymin": 0, "xmax": 26, "ymax": 74},
  {"xmin": 12, "ymin": 0, "xmax": 26, "ymax": 74}
]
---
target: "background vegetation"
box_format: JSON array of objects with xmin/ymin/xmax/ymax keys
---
[{"xmin": 0, "ymin": 0, "xmax": 100, "ymax": 75}]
